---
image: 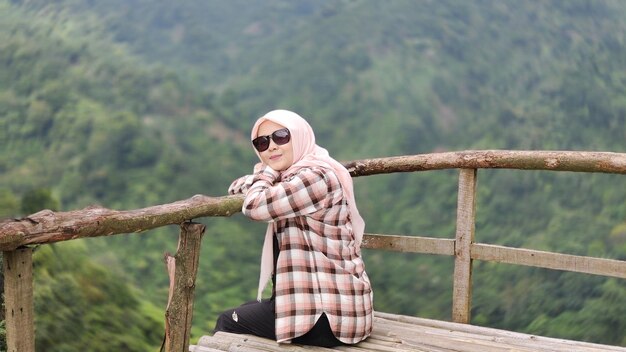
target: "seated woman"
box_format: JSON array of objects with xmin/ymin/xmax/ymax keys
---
[{"xmin": 214, "ymin": 109, "xmax": 373, "ymax": 347}]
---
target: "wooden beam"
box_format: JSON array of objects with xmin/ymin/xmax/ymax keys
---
[
  {"xmin": 472, "ymin": 243, "xmax": 626, "ymax": 279},
  {"xmin": 452, "ymin": 169, "xmax": 478, "ymax": 324},
  {"xmin": 361, "ymin": 234, "xmax": 455, "ymax": 256},
  {"xmin": 0, "ymin": 194, "xmax": 241, "ymax": 251},
  {"xmin": 163, "ymin": 222, "xmax": 205, "ymax": 352},
  {"xmin": 3, "ymin": 248, "xmax": 35, "ymax": 352},
  {"xmin": 2, "ymin": 150, "xmax": 625, "ymax": 250},
  {"xmin": 344, "ymin": 150, "xmax": 626, "ymax": 177}
]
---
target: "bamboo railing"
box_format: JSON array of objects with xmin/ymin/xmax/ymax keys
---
[{"xmin": 1, "ymin": 150, "xmax": 626, "ymax": 351}]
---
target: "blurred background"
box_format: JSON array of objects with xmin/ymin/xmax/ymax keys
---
[{"xmin": 1, "ymin": 0, "xmax": 625, "ymax": 350}]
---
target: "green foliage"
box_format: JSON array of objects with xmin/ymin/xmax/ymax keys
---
[
  {"xmin": 525, "ymin": 278, "xmax": 626, "ymax": 346},
  {"xmin": 0, "ymin": 189, "xmax": 19, "ymax": 220},
  {"xmin": 1, "ymin": 0, "xmax": 625, "ymax": 349},
  {"xmin": 20, "ymin": 188, "xmax": 59, "ymax": 214},
  {"xmin": 0, "ymin": 321, "xmax": 5, "ymax": 352},
  {"xmin": 33, "ymin": 242, "xmax": 163, "ymax": 351}
]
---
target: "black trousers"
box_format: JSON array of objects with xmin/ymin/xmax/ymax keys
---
[{"xmin": 213, "ymin": 298, "xmax": 344, "ymax": 348}]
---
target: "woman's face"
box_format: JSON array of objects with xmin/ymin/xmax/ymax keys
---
[{"xmin": 256, "ymin": 120, "xmax": 294, "ymax": 171}]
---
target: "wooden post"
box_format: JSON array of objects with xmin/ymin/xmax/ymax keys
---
[
  {"xmin": 163, "ymin": 221, "xmax": 205, "ymax": 352},
  {"xmin": 3, "ymin": 248, "xmax": 35, "ymax": 352},
  {"xmin": 452, "ymin": 169, "xmax": 477, "ymax": 324}
]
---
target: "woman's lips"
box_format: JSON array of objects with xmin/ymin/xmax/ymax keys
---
[{"xmin": 269, "ymin": 154, "xmax": 282, "ymax": 160}]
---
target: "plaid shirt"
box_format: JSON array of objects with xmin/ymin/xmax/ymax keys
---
[{"xmin": 242, "ymin": 166, "xmax": 373, "ymax": 344}]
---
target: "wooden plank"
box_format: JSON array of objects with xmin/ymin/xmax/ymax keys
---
[
  {"xmin": 195, "ymin": 333, "xmax": 334, "ymax": 351},
  {"xmin": 374, "ymin": 317, "xmax": 592, "ymax": 352},
  {"xmin": 189, "ymin": 346, "xmax": 225, "ymax": 352},
  {"xmin": 375, "ymin": 312, "xmax": 626, "ymax": 352},
  {"xmin": 3, "ymin": 248, "xmax": 35, "ymax": 352},
  {"xmin": 164, "ymin": 222, "xmax": 205, "ymax": 352},
  {"xmin": 0, "ymin": 195, "xmax": 242, "ymax": 251},
  {"xmin": 192, "ymin": 312, "xmax": 626, "ymax": 352},
  {"xmin": 362, "ymin": 234, "xmax": 455, "ymax": 256},
  {"xmin": 344, "ymin": 150, "xmax": 626, "ymax": 177},
  {"xmin": 471, "ymin": 243, "xmax": 626, "ymax": 279},
  {"xmin": 452, "ymin": 169, "xmax": 478, "ymax": 324},
  {"xmin": 373, "ymin": 322, "xmax": 540, "ymax": 352}
]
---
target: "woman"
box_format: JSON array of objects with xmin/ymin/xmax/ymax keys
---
[{"xmin": 214, "ymin": 109, "xmax": 373, "ymax": 347}]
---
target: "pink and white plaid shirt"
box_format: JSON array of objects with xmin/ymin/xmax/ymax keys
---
[{"xmin": 241, "ymin": 165, "xmax": 373, "ymax": 344}]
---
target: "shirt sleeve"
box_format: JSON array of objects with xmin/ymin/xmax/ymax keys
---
[
  {"xmin": 242, "ymin": 165, "xmax": 335, "ymax": 222},
  {"xmin": 228, "ymin": 174, "xmax": 254, "ymax": 194}
]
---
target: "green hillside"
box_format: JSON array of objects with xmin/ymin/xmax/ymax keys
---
[{"xmin": 1, "ymin": 0, "xmax": 625, "ymax": 350}]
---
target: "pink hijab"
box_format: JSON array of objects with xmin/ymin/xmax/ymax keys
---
[{"xmin": 250, "ymin": 109, "xmax": 365, "ymax": 300}]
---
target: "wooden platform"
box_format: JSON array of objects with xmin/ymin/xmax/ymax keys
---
[{"xmin": 190, "ymin": 311, "xmax": 626, "ymax": 352}]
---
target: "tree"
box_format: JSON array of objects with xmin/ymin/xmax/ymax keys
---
[
  {"xmin": 0, "ymin": 189, "xmax": 19, "ymax": 220},
  {"xmin": 20, "ymin": 188, "xmax": 59, "ymax": 215}
]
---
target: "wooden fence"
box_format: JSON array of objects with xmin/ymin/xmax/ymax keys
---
[{"xmin": 1, "ymin": 150, "xmax": 626, "ymax": 352}]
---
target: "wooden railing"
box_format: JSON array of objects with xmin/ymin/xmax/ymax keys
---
[{"xmin": 1, "ymin": 150, "xmax": 626, "ymax": 352}]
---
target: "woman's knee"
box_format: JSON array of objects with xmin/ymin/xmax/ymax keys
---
[{"xmin": 213, "ymin": 309, "xmax": 236, "ymax": 333}]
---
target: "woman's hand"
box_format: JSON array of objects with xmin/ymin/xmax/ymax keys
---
[
  {"xmin": 228, "ymin": 175, "xmax": 254, "ymax": 194},
  {"xmin": 229, "ymin": 163, "xmax": 280, "ymax": 195},
  {"xmin": 253, "ymin": 162, "xmax": 268, "ymax": 174}
]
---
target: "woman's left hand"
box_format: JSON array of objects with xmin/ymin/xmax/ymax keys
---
[{"xmin": 228, "ymin": 175, "xmax": 254, "ymax": 194}]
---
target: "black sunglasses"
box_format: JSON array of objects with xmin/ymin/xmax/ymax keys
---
[{"xmin": 252, "ymin": 128, "xmax": 291, "ymax": 152}]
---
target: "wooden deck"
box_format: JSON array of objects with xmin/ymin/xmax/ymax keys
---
[{"xmin": 190, "ymin": 311, "xmax": 626, "ymax": 352}]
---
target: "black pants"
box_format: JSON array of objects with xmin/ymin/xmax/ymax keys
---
[{"xmin": 213, "ymin": 299, "xmax": 344, "ymax": 348}]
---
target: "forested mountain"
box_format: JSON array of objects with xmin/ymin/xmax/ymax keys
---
[{"xmin": 1, "ymin": 0, "xmax": 625, "ymax": 350}]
